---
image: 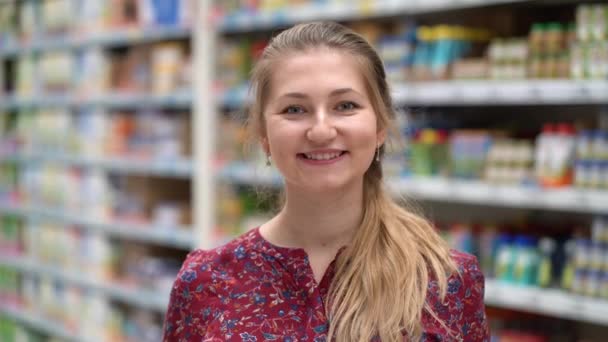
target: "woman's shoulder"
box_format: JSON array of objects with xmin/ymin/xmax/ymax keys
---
[
  {"xmin": 423, "ymin": 250, "xmax": 489, "ymax": 340},
  {"xmin": 449, "ymin": 249, "xmax": 484, "ymax": 281},
  {"xmin": 442, "ymin": 249, "xmax": 485, "ymax": 298}
]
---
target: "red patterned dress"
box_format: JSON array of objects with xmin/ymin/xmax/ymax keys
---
[{"xmin": 163, "ymin": 227, "xmax": 490, "ymax": 341}]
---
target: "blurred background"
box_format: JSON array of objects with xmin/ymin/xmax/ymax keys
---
[{"xmin": 0, "ymin": 0, "xmax": 608, "ymax": 341}]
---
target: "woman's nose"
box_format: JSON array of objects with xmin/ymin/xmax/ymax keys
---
[{"xmin": 306, "ymin": 110, "xmax": 337, "ymax": 143}]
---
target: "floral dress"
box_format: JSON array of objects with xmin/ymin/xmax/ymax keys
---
[{"xmin": 163, "ymin": 227, "xmax": 490, "ymax": 341}]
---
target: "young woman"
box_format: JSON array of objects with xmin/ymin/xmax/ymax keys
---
[{"xmin": 163, "ymin": 21, "xmax": 489, "ymax": 342}]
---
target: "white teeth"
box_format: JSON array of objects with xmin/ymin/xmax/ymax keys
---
[{"xmin": 304, "ymin": 152, "xmax": 342, "ymax": 160}]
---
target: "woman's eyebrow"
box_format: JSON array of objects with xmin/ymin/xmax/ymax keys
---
[
  {"xmin": 329, "ymin": 88, "xmax": 363, "ymax": 97},
  {"xmin": 277, "ymin": 88, "xmax": 363, "ymax": 100},
  {"xmin": 279, "ymin": 92, "xmax": 308, "ymax": 99}
]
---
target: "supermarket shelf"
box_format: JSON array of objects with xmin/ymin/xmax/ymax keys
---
[
  {"xmin": 0, "ymin": 256, "xmax": 170, "ymax": 313},
  {"xmin": 219, "ymin": 0, "xmax": 528, "ymax": 33},
  {"xmin": 392, "ymin": 80, "xmax": 608, "ymax": 106},
  {"xmin": 0, "ymin": 305, "xmax": 81, "ymax": 342},
  {"xmin": 485, "ymin": 279, "xmax": 608, "ymax": 326},
  {"xmin": 387, "ymin": 177, "xmax": 608, "ymax": 214},
  {"xmin": 0, "ymin": 202, "xmax": 194, "ymax": 250},
  {"xmin": 218, "ymin": 161, "xmax": 283, "ymax": 187},
  {"xmin": 0, "ymin": 91, "xmax": 192, "ymax": 111},
  {"xmin": 218, "ymin": 80, "xmax": 608, "ymax": 107},
  {"xmin": 219, "ymin": 163, "xmax": 608, "ymax": 214},
  {"xmin": 0, "ymin": 26, "xmax": 191, "ymax": 58},
  {"xmin": 2, "ymin": 152, "xmax": 193, "ymax": 179}
]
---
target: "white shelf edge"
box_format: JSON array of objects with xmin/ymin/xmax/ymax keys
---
[
  {"xmin": 216, "ymin": 80, "xmax": 608, "ymax": 108},
  {"xmin": 387, "ymin": 177, "xmax": 608, "ymax": 214},
  {"xmin": 0, "ymin": 305, "xmax": 82, "ymax": 342},
  {"xmin": 1, "ymin": 153, "xmax": 194, "ymax": 179},
  {"xmin": 218, "ymin": 0, "xmax": 529, "ymax": 33},
  {"xmin": 0, "ymin": 256, "xmax": 170, "ymax": 313},
  {"xmin": 391, "ymin": 80, "xmax": 608, "ymax": 106},
  {"xmin": 0, "ymin": 91, "xmax": 192, "ymax": 111},
  {"xmin": 0, "ymin": 26, "xmax": 191, "ymax": 58},
  {"xmin": 0, "ymin": 202, "xmax": 194, "ymax": 250},
  {"xmin": 485, "ymin": 279, "xmax": 608, "ymax": 326},
  {"xmin": 217, "ymin": 163, "xmax": 608, "ymax": 214}
]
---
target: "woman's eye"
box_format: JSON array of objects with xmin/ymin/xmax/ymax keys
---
[
  {"xmin": 336, "ymin": 101, "xmax": 359, "ymax": 111},
  {"xmin": 282, "ymin": 106, "xmax": 305, "ymax": 114}
]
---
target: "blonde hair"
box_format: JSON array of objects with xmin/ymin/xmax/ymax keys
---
[{"xmin": 248, "ymin": 22, "xmax": 457, "ymax": 341}]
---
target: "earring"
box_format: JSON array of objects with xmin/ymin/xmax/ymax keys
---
[
  {"xmin": 266, "ymin": 155, "xmax": 271, "ymax": 166},
  {"xmin": 376, "ymin": 145, "xmax": 380, "ymax": 162}
]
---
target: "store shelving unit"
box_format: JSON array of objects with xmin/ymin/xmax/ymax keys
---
[
  {"xmin": 219, "ymin": 163, "xmax": 608, "ymax": 214},
  {"xmin": 0, "ymin": 153, "xmax": 193, "ymax": 178},
  {"xmin": 218, "ymin": 0, "xmax": 530, "ymax": 33},
  {"xmin": 0, "ymin": 26, "xmax": 191, "ymax": 58},
  {"xmin": 0, "ymin": 1, "xmax": 198, "ymax": 340},
  {"xmin": 219, "ymin": 80, "xmax": 608, "ymax": 107},
  {"xmin": 0, "ymin": 306, "xmax": 80, "ymax": 342},
  {"xmin": 0, "ymin": 255, "xmax": 170, "ymax": 312},
  {"xmin": 0, "ymin": 202, "xmax": 194, "ymax": 249},
  {"xmin": 0, "ymin": 91, "xmax": 192, "ymax": 111},
  {"xmin": 485, "ymin": 279, "xmax": 608, "ymax": 326}
]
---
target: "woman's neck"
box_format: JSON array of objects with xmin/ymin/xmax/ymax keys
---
[{"xmin": 265, "ymin": 180, "xmax": 364, "ymax": 252}]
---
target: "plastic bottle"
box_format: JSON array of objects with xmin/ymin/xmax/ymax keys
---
[
  {"xmin": 547, "ymin": 123, "xmax": 576, "ymax": 187},
  {"xmin": 560, "ymin": 239, "xmax": 576, "ymax": 290},
  {"xmin": 537, "ymin": 237, "xmax": 556, "ymax": 288},
  {"xmin": 535, "ymin": 123, "xmax": 554, "ymax": 184},
  {"xmin": 495, "ymin": 234, "xmax": 515, "ymax": 283},
  {"xmin": 513, "ymin": 236, "xmax": 539, "ymax": 286}
]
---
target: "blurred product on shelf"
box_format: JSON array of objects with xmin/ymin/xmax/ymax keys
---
[
  {"xmin": 410, "ymin": 25, "xmax": 491, "ymax": 81},
  {"xmin": 535, "ymin": 123, "xmax": 577, "ymax": 188},
  {"xmin": 76, "ymin": 48, "xmax": 111, "ymax": 97},
  {"xmin": 23, "ymin": 223, "xmax": 116, "ymax": 281},
  {"xmin": 216, "ymin": 115, "xmax": 249, "ymax": 165},
  {"xmin": 0, "ymin": 316, "xmax": 50, "ymax": 342},
  {"xmin": 487, "ymin": 39, "xmax": 528, "ymax": 80},
  {"xmin": 12, "ymin": 108, "xmax": 191, "ymax": 161},
  {"xmin": 375, "ymin": 22, "xmax": 417, "ymax": 84},
  {"xmin": 0, "ymin": 266, "xmax": 19, "ymax": 306},
  {"xmin": 15, "ymin": 55, "xmax": 36, "ymax": 98},
  {"xmin": 0, "ymin": 215, "xmax": 21, "ymax": 257},
  {"xmin": 485, "ymin": 138, "xmax": 534, "ymax": 185},
  {"xmin": 215, "ymin": 36, "xmax": 267, "ymax": 92},
  {"xmin": 1, "ymin": 0, "xmax": 195, "ymax": 46},
  {"xmin": 214, "ymin": 183, "xmax": 273, "ymax": 246},
  {"xmin": 215, "ymin": 3, "xmax": 608, "ymax": 90},
  {"xmin": 526, "ymin": 22, "xmax": 575, "ymax": 80},
  {"xmin": 121, "ymin": 245, "xmax": 181, "ymax": 293},
  {"xmin": 17, "ymin": 272, "xmax": 163, "ymax": 342},
  {"xmin": 439, "ymin": 216, "xmax": 608, "ymax": 299},
  {"xmin": 40, "ymin": 0, "xmax": 72, "ymax": 37},
  {"xmin": 0, "ymin": 223, "xmax": 179, "ymax": 341},
  {"xmin": 111, "ymin": 42, "xmax": 191, "ymax": 95},
  {"xmin": 0, "ymin": 2, "xmax": 17, "ymax": 47},
  {"xmin": 396, "ymin": 110, "xmax": 608, "ymax": 189},
  {"xmin": 409, "ymin": 128, "xmax": 449, "ymax": 177}
]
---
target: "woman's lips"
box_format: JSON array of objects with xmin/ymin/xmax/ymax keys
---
[{"xmin": 297, "ymin": 151, "xmax": 348, "ymax": 165}]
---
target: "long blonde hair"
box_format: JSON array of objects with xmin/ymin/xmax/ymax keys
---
[{"xmin": 248, "ymin": 22, "xmax": 457, "ymax": 342}]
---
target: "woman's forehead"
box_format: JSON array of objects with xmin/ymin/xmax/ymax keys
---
[{"xmin": 267, "ymin": 49, "xmax": 368, "ymax": 99}]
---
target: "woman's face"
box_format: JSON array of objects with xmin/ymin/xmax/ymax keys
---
[{"xmin": 262, "ymin": 49, "xmax": 385, "ymax": 194}]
